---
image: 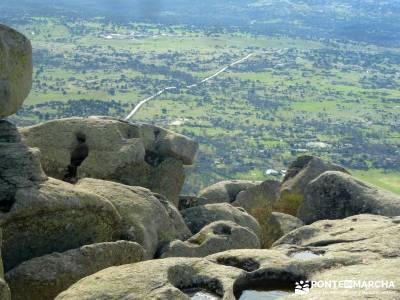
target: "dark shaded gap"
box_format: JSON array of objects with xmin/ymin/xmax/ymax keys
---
[
  {"xmin": 0, "ymin": 195, "xmax": 15, "ymax": 213},
  {"xmin": 216, "ymin": 256, "xmax": 260, "ymax": 272},
  {"xmin": 233, "ymin": 269, "xmax": 302, "ymax": 299},
  {"xmin": 145, "ymin": 150, "xmax": 164, "ymax": 167},
  {"xmin": 63, "ymin": 132, "xmax": 89, "ymax": 184},
  {"xmin": 213, "ymin": 224, "xmax": 232, "ymax": 235}
]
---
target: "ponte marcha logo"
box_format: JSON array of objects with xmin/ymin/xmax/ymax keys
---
[{"xmin": 295, "ymin": 280, "xmax": 311, "ymax": 294}]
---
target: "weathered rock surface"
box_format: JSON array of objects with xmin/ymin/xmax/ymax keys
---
[
  {"xmin": 198, "ymin": 180, "xmax": 260, "ymax": 204},
  {"xmin": 141, "ymin": 123, "xmax": 198, "ymax": 165},
  {"xmin": 20, "ymin": 117, "xmax": 198, "ymax": 205},
  {"xmin": 276, "ymin": 156, "xmax": 348, "ymax": 215},
  {"xmin": 159, "ymin": 221, "xmax": 260, "ymax": 258},
  {"xmin": 272, "ymin": 215, "xmax": 400, "ymax": 299},
  {"xmin": 6, "ymin": 241, "xmax": 144, "ymax": 300},
  {"xmin": 0, "ymin": 25, "xmax": 32, "ymax": 118},
  {"xmin": 273, "ymin": 214, "xmax": 400, "ymax": 261},
  {"xmin": 76, "ymin": 178, "xmax": 191, "ymax": 258},
  {"xmin": 206, "ymin": 248, "xmax": 290, "ymax": 272},
  {"xmin": 264, "ymin": 212, "xmax": 304, "ymax": 248},
  {"xmin": 55, "ymin": 213, "xmax": 400, "ymax": 300},
  {"xmin": 56, "ymin": 257, "xmax": 244, "ymax": 300},
  {"xmin": 0, "ymin": 178, "xmax": 121, "ymax": 271},
  {"xmin": 233, "ymin": 180, "xmax": 280, "ymax": 248},
  {"xmin": 1, "ymin": 117, "xmax": 133, "ymax": 278},
  {"xmin": 298, "ymin": 171, "xmax": 400, "ymax": 223},
  {"xmin": 0, "ymin": 121, "xmax": 47, "ymax": 212},
  {"xmin": 181, "ymin": 203, "xmax": 262, "ymax": 240},
  {"xmin": 54, "ymin": 247, "xmax": 365, "ymax": 300}
]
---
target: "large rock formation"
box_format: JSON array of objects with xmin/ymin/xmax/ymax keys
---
[
  {"xmin": 20, "ymin": 117, "xmax": 199, "ymax": 206},
  {"xmin": 198, "ymin": 180, "xmax": 260, "ymax": 204},
  {"xmin": 275, "ymin": 155, "xmax": 348, "ymax": 215},
  {"xmin": 298, "ymin": 171, "xmax": 400, "ymax": 223},
  {"xmin": 272, "ymin": 214, "xmax": 400, "ymax": 299},
  {"xmin": 159, "ymin": 221, "xmax": 261, "ymax": 258},
  {"xmin": 232, "ymin": 180, "xmax": 280, "ymax": 248},
  {"xmin": 272, "ymin": 214, "xmax": 400, "ymax": 260},
  {"xmin": 0, "ymin": 178, "xmax": 121, "ymax": 271},
  {"xmin": 181, "ymin": 203, "xmax": 262, "ymax": 240},
  {"xmin": 55, "ymin": 257, "xmax": 244, "ymax": 300},
  {"xmin": 6, "ymin": 241, "xmax": 144, "ymax": 300},
  {"xmin": 0, "ymin": 25, "xmax": 32, "ymax": 118},
  {"xmin": 197, "ymin": 180, "xmax": 303, "ymax": 249},
  {"xmin": 76, "ymin": 178, "xmax": 191, "ymax": 258},
  {"xmin": 57, "ymin": 213, "xmax": 400, "ymax": 299}
]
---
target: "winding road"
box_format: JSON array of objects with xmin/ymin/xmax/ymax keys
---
[{"xmin": 124, "ymin": 53, "xmax": 254, "ymax": 121}]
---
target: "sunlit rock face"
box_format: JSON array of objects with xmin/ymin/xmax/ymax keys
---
[
  {"xmin": 298, "ymin": 171, "xmax": 400, "ymax": 224},
  {"xmin": 275, "ymin": 155, "xmax": 348, "ymax": 216},
  {"xmin": 75, "ymin": 178, "xmax": 191, "ymax": 258},
  {"xmin": 20, "ymin": 116, "xmax": 199, "ymax": 206},
  {"xmin": 55, "ymin": 214, "xmax": 400, "ymax": 300},
  {"xmin": 5, "ymin": 241, "xmax": 145, "ymax": 300},
  {"xmin": 159, "ymin": 220, "xmax": 261, "ymax": 258},
  {"xmin": 181, "ymin": 203, "xmax": 262, "ymax": 240},
  {"xmin": 0, "ymin": 24, "xmax": 32, "ymax": 118}
]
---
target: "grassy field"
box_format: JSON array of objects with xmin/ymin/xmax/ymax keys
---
[
  {"xmin": 352, "ymin": 170, "xmax": 400, "ymax": 195},
  {"xmin": 7, "ymin": 17, "xmax": 400, "ymax": 193}
]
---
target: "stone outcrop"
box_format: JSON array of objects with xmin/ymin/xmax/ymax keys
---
[
  {"xmin": 6, "ymin": 241, "xmax": 144, "ymax": 300},
  {"xmin": 0, "ymin": 121, "xmax": 47, "ymax": 212},
  {"xmin": 57, "ymin": 213, "xmax": 400, "ymax": 300},
  {"xmin": 198, "ymin": 180, "xmax": 260, "ymax": 204},
  {"xmin": 181, "ymin": 203, "xmax": 262, "ymax": 240},
  {"xmin": 264, "ymin": 212, "xmax": 304, "ymax": 248},
  {"xmin": 232, "ymin": 180, "xmax": 280, "ymax": 248},
  {"xmin": 298, "ymin": 171, "xmax": 400, "ymax": 223},
  {"xmin": 76, "ymin": 178, "xmax": 191, "ymax": 258},
  {"xmin": 20, "ymin": 117, "xmax": 199, "ymax": 206},
  {"xmin": 272, "ymin": 214, "xmax": 400, "ymax": 299},
  {"xmin": 272, "ymin": 214, "xmax": 400, "ymax": 260},
  {"xmin": 197, "ymin": 180, "xmax": 307, "ymax": 249},
  {"xmin": 56, "ymin": 257, "xmax": 244, "ymax": 300},
  {"xmin": 0, "ymin": 177, "xmax": 121, "ymax": 271},
  {"xmin": 0, "ymin": 24, "xmax": 32, "ymax": 118},
  {"xmin": 159, "ymin": 221, "xmax": 260, "ymax": 258},
  {"xmin": 275, "ymin": 155, "xmax": 348, "ymax": 215}
]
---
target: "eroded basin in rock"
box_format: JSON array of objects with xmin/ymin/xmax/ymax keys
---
[
  {"xmin": 233, "ymin": 269, "xmax": 300, "ymax": 300},
  {"xmin": 239, "ymin": 289, "xmax": 292, "ymax": 300},
  {"xmin": 184, "ymin": 288, "xmax": 222, "ymax": 300},
  {"xmin": 290, "ymin": 251, "xmax": 321, "ymax": 260}
]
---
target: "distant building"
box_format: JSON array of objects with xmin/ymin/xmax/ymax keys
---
[
  {"xmin": 265, "ymin": 169, "xmax": 280, "ymax": 176},
  {"xmin": 306, "ymin": 141, "xmax": 330, "ymax": 149}
]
